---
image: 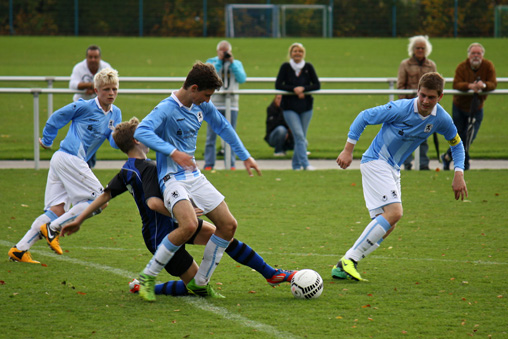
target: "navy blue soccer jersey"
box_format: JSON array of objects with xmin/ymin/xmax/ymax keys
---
[{"xmin": 106, "ymin": 158, "xmax": 175, "ymax": 253}]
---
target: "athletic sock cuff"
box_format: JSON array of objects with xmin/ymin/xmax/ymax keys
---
[
  {"xmin": 161, "ymin": 236, "xmax": 180, "ymax": 252},
  {"xmin": 210, "ymin": 234, "xmax": 230, "ymax": 248},
  {"xmin": 375, "ymin": 215, "xmax": 392, "ymax": 232},
  {"xmin": 44, "ymin": 210, "xmax": 59, "ymax": 221}
]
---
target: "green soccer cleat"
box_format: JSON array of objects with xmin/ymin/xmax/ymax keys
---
[
  {"xmin": 331, "ymin": 265, "xmax": 348, "ymax": 280},
  {"xmin": 339, "ymin": 257, "xmax": 366, "ymax": 281},
  {"xmin": 138, "ymin": 273, "xmax": 156, "ymax": 302},
  {"xmin": 186, "ymin": 278, "xmax": 225, "ymax": 298}
]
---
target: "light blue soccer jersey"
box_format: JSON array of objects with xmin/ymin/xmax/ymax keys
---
[
  {"xmin": 349, "ymin": 98, "xmax": 465, "ymax": 170},
  {"xmin": 134, "ymin": 93, "xmax": 251, "ymax": 190},
  {"xmin": 41, "ymin": 98, "xmax": 121, "ymax": 162}
]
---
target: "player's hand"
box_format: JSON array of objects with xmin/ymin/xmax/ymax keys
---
[
  {"xmin": 452, "ymin": 171, "xmax": 468, "ymax": 201},
  {"xmin": 336, "ymin": 150, "xmax": 353, "ymax": 169},
  {"xmin": 244, "ymin": 157, "xmax": 261, "ymax": 177},
  {"xmin": 171, "ymin": 150, "xmax": 197, "ymax": 171},
  {"xmin": 39, "ymin": 138, "xmax": 51, "ymax": 149},
  {"xmin": 61, "ymin": 221, "xmax": 81, "ymax": 237},
  {"xmin": 194, "ymin": 207, "xmax": 204, "ymax": 217}
]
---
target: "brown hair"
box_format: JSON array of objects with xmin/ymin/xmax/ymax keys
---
[
  {"xmin": 183, "ymin": 61, "xmax": 223, "ymax": 91},
  {"xmin": 418, "ymin": 72, "xmax": 445, "ymax": 96},
  {"xmin": 113, "ymin": 117, "xmax": 139, "ymax": 154}
]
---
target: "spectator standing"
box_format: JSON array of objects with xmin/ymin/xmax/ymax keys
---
[
  {"xmin": 442, "ymin": 42, "xmax": 497, "ymax": 170},
  {"xmin": 204, "ymin": 40, "xmax": 247, "ymax": 170},
  {"xmin": 264, "ymin": 95, "xmax": 294, "ymax": 156},
  {"xmin": 275, "ymin": 42, "xmax": 320, "ymax": 170},
  {"xmin": 69, "ymin": 45, "xmax": 112, "ymax": 168},
  {"xmin": 397, "ymin": 35, "xmax": 437, "ymax": 170}
]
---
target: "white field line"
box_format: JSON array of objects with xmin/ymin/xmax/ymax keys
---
[{"xmin": 1, "ymin": 240, "xmax": 297, "ymax": 339}]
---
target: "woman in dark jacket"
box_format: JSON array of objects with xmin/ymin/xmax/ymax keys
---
[{"xmin": 275, "ymin": 42, "xmax": 320, "ymax": 170}]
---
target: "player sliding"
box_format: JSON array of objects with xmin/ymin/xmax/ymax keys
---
[
  {"xmin": 61, "ymin": 118, "xmax": 296, "ymax": 300},
  {"xmin": 8, "ymin": 68, "xmax": 122, "ymax": 263},
  {"xmin": 332, "ymin": 72, "xmax": 468, "ymax": 281}
]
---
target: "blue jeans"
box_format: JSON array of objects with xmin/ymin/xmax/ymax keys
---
[
  {"xmin": 268, "ymin": 125, "xmax": 289, "ymax": 153},
  {"xmin": 282, "ymin": 109, "xmax": 313, "ymax": 170},
  {"xmin": 204, "ymin": 109, "xmax": 238, "ymax": 168}
]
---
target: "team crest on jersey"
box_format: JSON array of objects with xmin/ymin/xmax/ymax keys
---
[
  {"xmin": 109, "ymin": 120, "xmax": 115, "ymax": 130},
  {"xmin": 382, "ymin": 195, "xmax": 387, "ymax": 202},
  {"xmin": 197, "ymin": 111, "xmax": 203, "ymax": 122},
  {"xmin": 391, "ymin": 190, "xmax": 398, "ymax": 199},
  {"xmin": 172, "ymin": 191, "xmax": 179, "ymax": 199},
  {"xmin": 424, "ymin": 124, "xmax": 433, "ymax": 133}
]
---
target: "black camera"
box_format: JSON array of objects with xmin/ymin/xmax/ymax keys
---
[{"xmin": 223, "ymin": 51, "xmax": 231, "ymax": 60}]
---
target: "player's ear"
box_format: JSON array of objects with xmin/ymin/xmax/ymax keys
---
[
  {"xmin": 189, "ymin": 84, "xmax": 199, "ymax": 92},
  {"xmin": 437, "ymin": 93, "xmax": 444, "ymax": 102}
]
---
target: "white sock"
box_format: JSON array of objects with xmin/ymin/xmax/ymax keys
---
[
  {"xmin": 193, "ymin": 234, "xmax": 230, "ymax": 286},
  {"xmin": 49, "ymin": 201, "xmax": 91, "ymax": 232},
  {"xmin": 345, "ymin": 215, "xmax": 391, "ymax": 262},
  {"xmin": 16, "ymin": 211, "xmax": 57, "ymax": 251},
  {"xmin": 143, "ymin": 236, "xmax": 180, "ymax": 277}
]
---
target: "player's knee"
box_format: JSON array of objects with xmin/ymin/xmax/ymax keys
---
[
  {"xmin": 218, "ymin": 217, "xmax": 237, "ymax": 239},
  {"xmin": 180, "ymin": 218, "xmax": 199, "ymax": 237}
]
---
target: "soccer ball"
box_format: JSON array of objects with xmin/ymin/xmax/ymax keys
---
[
  {"xmin": 291, "ymin": 269, "xmax": 323, "ymax": 299},
  {"xmin": 129, "ymin": 278, "xmax": 140, "ymax": 293}
]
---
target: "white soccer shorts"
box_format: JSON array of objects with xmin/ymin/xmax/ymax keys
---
[
  {"xmin": 163, "ymin": 174, "xmax": 224, "ymax": 215},
  {"xmin": 360, "ymin": 160, "xmax": 402, "ymax": 219},
  {"xmin": 44, "ymin": 151, "xmax": 103, "ymax": 211}
]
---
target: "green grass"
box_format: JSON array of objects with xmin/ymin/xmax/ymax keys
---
[
  {"xmin": 0, "ymin": 36, "xmax": 507, "ymax": 160},
  {"xmin": 1, "ymin": 168, "xmax": 507, "ymax": 338}
]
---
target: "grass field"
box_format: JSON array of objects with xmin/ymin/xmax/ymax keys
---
[
  {"xmin": 1, "ymin": 168, "xmax": 507, "ymax": 338},
  {"xmin": 0, "ymin": 37, "xmax": 507, "ymax": 161}
]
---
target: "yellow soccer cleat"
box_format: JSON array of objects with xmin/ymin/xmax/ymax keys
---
[
  {"xmin": 40, "ymin": 223, "xmax": 63, "ymax": 255},
  {"xmin": 339, "ymin": 257, "xmax": 366, "ymax": 281},
  {"xmin": 8, "ymin": 246, "xmax": 40, "ymax": 264}
]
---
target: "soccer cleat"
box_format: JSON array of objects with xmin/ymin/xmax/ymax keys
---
[
  {"xmin": 129, "ymin": 278, "xmax": 140, "ymax": 294},
  {"xmin": 267, "ymin": 269, "xmax": 297, "ymax": 286},
  {"xmin": 138, "ymin": 273, "xmax": 156, "ymax": 302},
  {"xmin": 204, "ymin": 166, "xmax": 213, "ymax": 171},
  {"xmin": 39, "ymin": 223, "xmax": 63, "ymax": 255},
  {"xmin": 8, "ymin": 246, "xmax": 40, "ymax": 264},
  {"xmin": 186, "ymin": 278, "xmax": 225, "ymax": 298},
  {"xmin": 339, "ymin": 257, "xmax": 366, "ymax": 281},
  {"xmin": 331, "ymin": 265, "xmax": 348, "ymax": 280}
]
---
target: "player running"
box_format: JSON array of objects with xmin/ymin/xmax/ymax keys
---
[
  {"xmin": 332, "ymin": 72, "xmax": 468, "ymax": 281},
  {"xmin": 8, "ymin": 68, "xmax": 122, "ymax": 263}
]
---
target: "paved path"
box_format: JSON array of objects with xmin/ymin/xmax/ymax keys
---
[{"xmin": 2, "ymin": 159, "xmax": 508, "ymax": 170}]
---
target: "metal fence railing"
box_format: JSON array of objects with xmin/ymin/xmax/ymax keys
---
[{"xmin": 1, "ymin": 76, "xmax": 507, "ymax": 169}]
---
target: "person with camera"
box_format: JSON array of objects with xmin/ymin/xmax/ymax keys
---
[{"xmin": 203, "ymin": 40, "xmax": 247, "ymax": 170}]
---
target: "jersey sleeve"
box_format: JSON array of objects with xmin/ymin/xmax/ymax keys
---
[
  {"xmin": 41, "ymin": 101, "xmax": 83, "ymax": 147},
  {"xmin": 348, "ymin": 102, "xmax": 400, "ymax": 142},
  {"xmin": 140, "ymin": 161, "xmax": 163, "ymax": 201},
  {"xmin": 135, "ymin": 107, "xmax": 176, "ymax": 156},
  {"xmin": 106, "ymin": 171, "xmax": 128, "ymax": 199}
]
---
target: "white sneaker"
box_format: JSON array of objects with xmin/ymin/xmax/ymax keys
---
[
  {"xmin": 306, "ymin": 151, "xmax": 311, "ymax": 155},
  {"xmin": 305, "ymin": 165, "xmax": 316, "ymax": 171},
  {"xmin": 273, "ymin": 152, "xmax": 286, "ymax": 157}
]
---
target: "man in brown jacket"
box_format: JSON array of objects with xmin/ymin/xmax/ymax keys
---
[{"xmin": 442, "ymin": 42, "xmax": 497, "ymax": 170}]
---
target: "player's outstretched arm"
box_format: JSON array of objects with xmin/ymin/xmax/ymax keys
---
[
  {"xmin": 61, "ymin": 191, "xmax": 111, "ymax": 237},
  {"xmin": 243, "ymin": 157, "xmax": 261, "ymax": 177},
  {"xmin": 452, "ymin": 171, "xmax": 468, "ymax": 201}
]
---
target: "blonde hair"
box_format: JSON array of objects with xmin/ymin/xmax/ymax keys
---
[
  {"xmin": 407, "ymin": 35, "xmax": 432, "ymax": 58},
  {"xmin": 288, "ymin": 42, "xmax": 306, "ymax": 60},
  {"xmin": 94, "ymin": 67, "xmax": 119, "ymax": 89}
]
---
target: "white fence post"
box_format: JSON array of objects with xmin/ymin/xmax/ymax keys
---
[{"xmin": 33, "ymin": 90, "xmax": 40, "ymax": 170}]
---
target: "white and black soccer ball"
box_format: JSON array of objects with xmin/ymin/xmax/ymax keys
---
[{"xmin": 291, "ymin": 269, "xmax": 323, "ymax": 299}]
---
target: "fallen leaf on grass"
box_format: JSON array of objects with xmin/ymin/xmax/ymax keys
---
[
  {"xmin": 21, "ymin": 204, "xmax": 29, "ymax": 208},
  {"xmin": 362, "ymin": 304, "xmax": 371, "ymax": 308},
  {"xmin": 336, "ymin": 316, "xmax": 343, "ymax": 319},
  {"xmin": 77, "ymin": 291, "xmax": 86, "ymax": 295},
  {"xmin": 249, "ymin": 290, "xmax": 256, "ymax": 294},
  {"xmin": 0, "ymin": 280, "xmax": 5, "ymax": 285},
  {"xmin": 497, "ymin": 295, "xmax": 503, "ymax": 298}
]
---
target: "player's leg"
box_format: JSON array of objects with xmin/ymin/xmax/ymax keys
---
[
  {"xmin": 333, "ymin": 160, "xmax": 402, "ymax": 281},
  {"xmin": 39, "ymin": 152, "xmax": 104, "ymax": 254}
]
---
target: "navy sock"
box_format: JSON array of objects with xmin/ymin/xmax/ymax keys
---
[
  {"xmin": 225, "ymin": 238, "xmax": 276, "ymax": 279},
  {"xmin": 154, "ymin": 280, "xmax": 188, "ymax": 296}
]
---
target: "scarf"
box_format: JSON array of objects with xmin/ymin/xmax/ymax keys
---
[{"xmin": 289, "ymin": 58, "xmax": 305, "ymax": 76}]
